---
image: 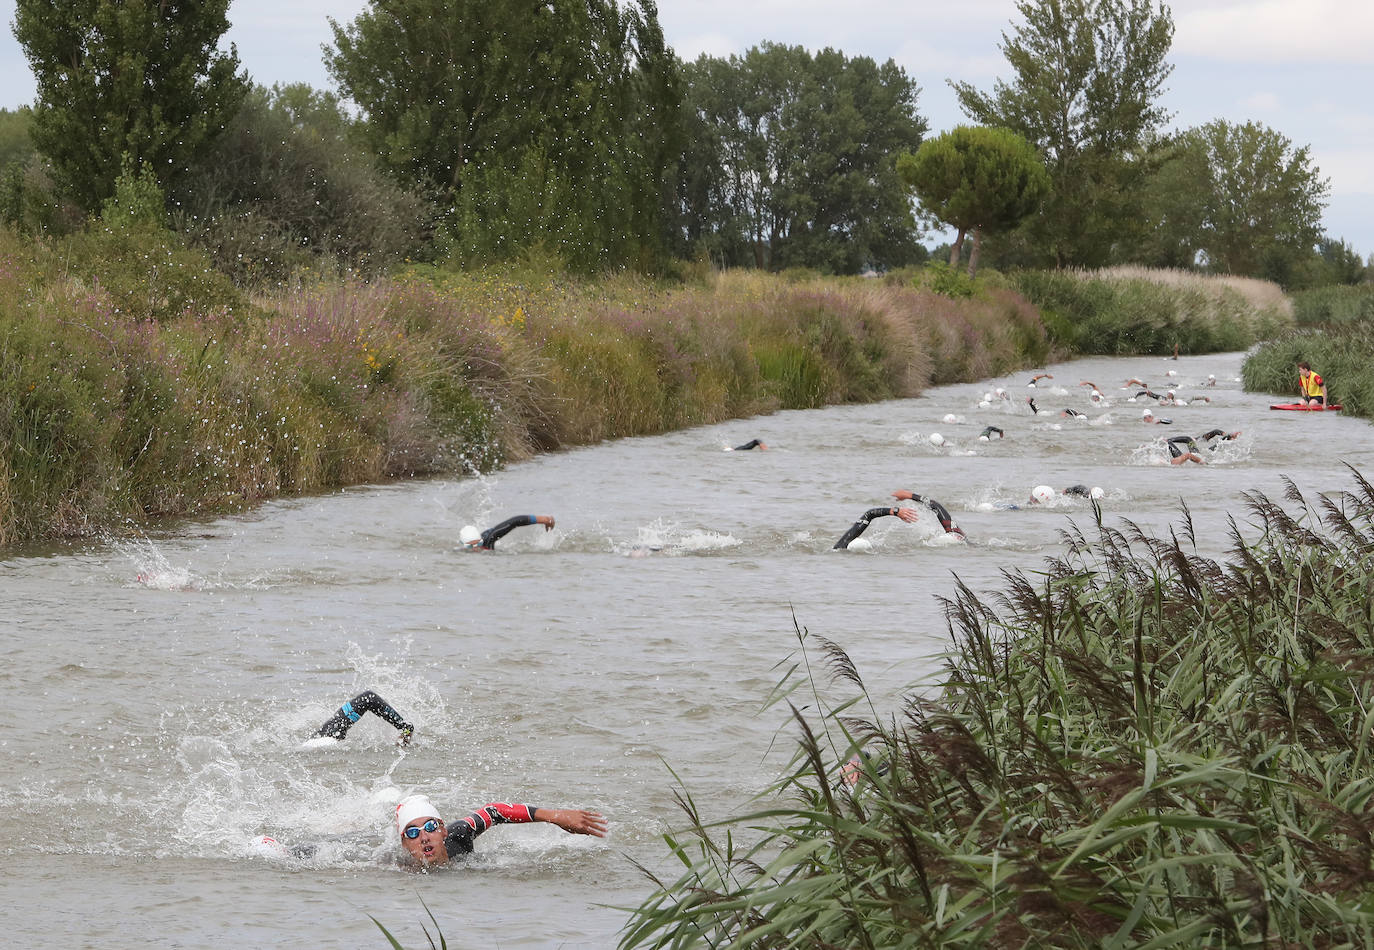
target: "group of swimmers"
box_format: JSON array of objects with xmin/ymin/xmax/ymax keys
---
[{"xmin": 257, "ymin": 690, "xmax": 608, "ymax": 867}]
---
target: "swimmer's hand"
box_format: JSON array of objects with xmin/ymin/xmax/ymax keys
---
[
  {"xmin": 398, "ymin": 724, "xmax": 414, "ymax": 746},
  {"xmin": 537, "ymin": 515, "xmax": 556, "ymax": 531},
  {"xmin": 895, "ymin": 507, "xmax": 921, "ymax": 524},
  {"xmin": 540, "ymin": 808, "xmax": 608, "ymax": 837},
  {"xmin": 890, "ymin": 489, "xmax": 915, "ymax": 501}
]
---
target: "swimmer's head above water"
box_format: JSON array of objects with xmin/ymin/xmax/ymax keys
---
[
  {"xmin": 1030, "ymin": 485, "xmax": 1055, "ymax": 505},
  {"xmin": 459, "ymin": 525, "xmax": 482, "ymax": 548},
  {"xmin": 396, "ymin": 794, "xmax": 448, "ymax": 864}
]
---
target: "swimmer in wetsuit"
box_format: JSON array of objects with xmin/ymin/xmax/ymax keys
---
[
  {"xmin": 832, "ymin": 505, "xmax": 921, "ymax": 549},
  {"xmin": 890, "ymin": 490, "xmax": 965, "ymax": 538},
  {"xmin": 1028, "ymin": 373, "xmax": 1053, "ymax": 386},
  {"xmin": 395, "ymin": 794, "xmax": 607, "ymax": 866},
  {"xmin": 728, "ymin": 439, "xmax": 768, "ymax": 451},
  {"xmin": 1141, "ymin": 409, "xmax": 1173, "ymax": 424},
  {"xmin": 978, "ymin": 426, "xmax": 1005, "ymax": 440},
  {"xmin": 1165, "ymin": 435, "xmax": 1205, "ymax": 465},
  {"xmin": 255, "ymin": 792, "xmax": 607, "ymax": 865},
  {"xmin": 314, "ymin": 690, "xmax": 413, "ymax": 743},
  {"xmin": 460, "ymin": 515, "xmax": 555, "ymax": 550}
]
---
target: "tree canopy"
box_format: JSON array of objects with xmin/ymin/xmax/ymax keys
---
[
  {"xmin": 680, "ymin": 43, "xmax": 927, "ymax": 274},
  {"xmin": 13, "ymin": 0, "xmax": 248, "ymax": 214},
  {"xmin": 951, "ymin": 0, "xmax": 1174, "ymax": 267},
  {"xmin": 324, "ymin": 0, "xmax": 681, "ymax": 271},
  {"xmin": 898, "ymin": 125, "xmax": 1049, "ymax": 276}
]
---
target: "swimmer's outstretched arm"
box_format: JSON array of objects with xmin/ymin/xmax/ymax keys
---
[
  {"xmin": 731, "ymin": 439, "xmax": 767, "ymax": 451},
  {"xmin": 833, "ymin": 507, "xmax": 899, "ymax": 549},
  {"xmin": 481, "ymin": 514, "xmax": 555, "ymax": 549},
  {"xmin": 314, "ymin": 690, "xmax": 413, "ymax": 743},
  {"xmin": 447, "ymin": 803, "xmax": 608, "ymax": 853},
  {"xmin": 891, "ymin": 491, "xmax": 965, "ymax": 537}
]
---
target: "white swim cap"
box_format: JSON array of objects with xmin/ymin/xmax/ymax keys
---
[
  {"xmin": 459, "ymin": 525, "xmax": 481, "ymax": 546},
  {"xmin": 929, "ymin": 433, "xmax": 945, "ymax": 446},
  {"xmin": 994, "ymin": 387, "xmax": 1005, "ymax": 396},
  {"xmin": 395, "ymin": 794, "xmax": 441, "ymax": 836},
  {"xmin": 846, "ymin": 537, "xmax": 872, "ymax": 551},
  {"xmin": 1089, "ymin": 486, "xmax": 1105, "ymax": 500},
  {"xmin": 1208, "ymin": 374, "xmax": 1216, "ymax": 380},
  {"xmin": 1142, "ymin": 408, "xmax": 1154, "ymax": 418},
  {"xmin": 942, "ymin": 413, "xmax": 958, "ymax": 424},
  {"xmin": 1031, "ymin": 485, "xmax": 1054, "ymax": 504}
]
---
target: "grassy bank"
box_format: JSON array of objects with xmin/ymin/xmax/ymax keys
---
[
  {"xmin": 1013, "ymin": 265, "xmax": 1293, "ymax": 355},
  {"xmin": 0, "ymin": 225, "xmax": 1054, "ymax": 543},
  {"xmin": 1243, "ymin": 326, "xmax": 1374, "ymax": 418},
  {"xmin": 0, "ymin": 220, "xmax": 1306, "ymax": 544},
  {"xmin": 623, "ymin": 471, "xmax": 1374, "ymax": 948}
]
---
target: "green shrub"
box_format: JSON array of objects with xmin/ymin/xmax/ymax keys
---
[
  {"xmin": 1014, "ymin": 266, "xmax": 1293, "ymax": 356},
  {"xmin": 1290, "ymin": 283, "xmax": 1374, "ymax": 325}
]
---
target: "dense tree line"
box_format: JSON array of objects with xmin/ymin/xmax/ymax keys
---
[{"xmin": 2, "ymin": 0, "xmax": 1367, "ymax": 287}]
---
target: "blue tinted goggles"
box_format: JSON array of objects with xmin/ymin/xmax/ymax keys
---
[{"xmin": 403, "ymin": 819, "xmax": 442, "ymax": 839}]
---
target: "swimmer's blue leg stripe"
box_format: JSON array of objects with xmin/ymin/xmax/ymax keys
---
[{"xmin": 341, "ymin": 701, "xmax": 360, "ymax": 722}]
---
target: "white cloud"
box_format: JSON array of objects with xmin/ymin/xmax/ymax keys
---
[{"xmin": 1174, "ymin": 0, "xmax": 1374, "ymax": 64}]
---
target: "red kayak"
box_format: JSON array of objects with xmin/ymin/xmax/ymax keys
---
[{"xmin": 1270, "ymin": 403, "xmax": 1342, "ymax": 411}]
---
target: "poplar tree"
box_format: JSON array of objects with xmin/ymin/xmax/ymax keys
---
[
  {"xmin": 13, "ymin": 0, "xmax": 247, "ymax": 214},
  {"xmin": 681, "ymin": 43, "xmax": 926, "ymax": 273},
  {"xmin": 325, "ymin": 0, "xmax": 680, "ymax": 271},
  {"xmin": 951, "ymin": 0, "xmax": 1173, "ymax": 267}
]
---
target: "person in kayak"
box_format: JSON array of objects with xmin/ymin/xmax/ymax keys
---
[{"xmin": 1298, "ymin": 361, "xmax": 1327, "ymax": 407}]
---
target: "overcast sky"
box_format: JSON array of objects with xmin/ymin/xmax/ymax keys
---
[{"xmin": 2, "ymin": 0, "xmax": 1371, "ymax": 256}]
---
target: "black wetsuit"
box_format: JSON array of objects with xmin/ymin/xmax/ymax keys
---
[
  {"xmin": 479, "ymin": 515, "xmax": 540, "ymax": 549},
  {"xmin": 314, "ymin": 690, "xmax": 413, "ymax": 741},
  {"xmin": 1134, "ymin": 390, "xmax": 1163, "ymax": 400},
  {"xmin": 1062, "ymin": 484, "xmax": 1092, "ymax": 498},
  {"xmin": 1197, "ymin": 429, "xmax": 1237, "ymax": 451},
  {"xmin": 1166, "ymin": 435, "xmax": 1200, "ymax": 458},
  {"xmin": 441, "ymin": 803, "xmax": 539, "ymax": 856},
  {"xmin": 979, "ymin": 426, "xmax": 1004, "ymax": 439},
  {"xmin": 833, "ymin": 507, "xmax": 900, "ymax": 549},
  {"xmin": 732, "ymin": 439, "xmax": 765, "ymax": 451},
  {"xmin": 1061, "ymin": 408, "xmax": 1086, "ymax": 418},
  {"xmin": 897, "ymin": 493, "xmax": 965, "ymax": 538},
  {"xmin": 1027, "ymin": 397, "xmax": 1039, "ymax": 414}
]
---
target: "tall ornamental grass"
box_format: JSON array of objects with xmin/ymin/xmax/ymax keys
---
[
  {"xmin": 1014, "ymin": 266, "xmax": 1293, "ymax": 356},
  {"xmin": 624, "ymin": 470, "xmax": 1374, "ymax": 948},
  {"xmin": 0, "ymin": 227, "xmax": 1052, "ymax": 543},
  {"xmin": 1289, "ymin": 284, "xmax": 1374, "ymax": 325},
  {"xmin": 1243, "ymin": 326, "xmax": 1374, "ymax": 418}
]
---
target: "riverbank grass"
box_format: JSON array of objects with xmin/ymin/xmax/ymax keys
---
[
  {"xmin": 1014, "ymin": 265, "xmax": 1293, "ymax": 355},
  {"xmin": 622, "ymin": 470, "xmax": 1374, "ymax": 947}
]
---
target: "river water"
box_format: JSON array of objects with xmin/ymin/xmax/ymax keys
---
[{"xmin": 3, "ymin": 351, "xmax": 1371, "ymax": 949}]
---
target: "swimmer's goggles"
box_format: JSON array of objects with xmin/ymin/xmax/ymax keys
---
[{"xmin": 403, "ymin": 818, "xmax": 443, "ymax": 839}]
